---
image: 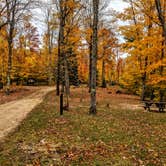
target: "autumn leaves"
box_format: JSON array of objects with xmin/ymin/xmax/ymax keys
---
[{"xmin": 119, "ymin": 0, "xmax": 166, "ymax": 101}]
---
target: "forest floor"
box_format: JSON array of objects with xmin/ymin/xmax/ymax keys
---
[
  {"xmin": 0, "ymin": 86, "xmax": 55, "ymax": 140},
  {"xmin": 0, "ymin": 86, "xmax": 166, "ymax": 165}
]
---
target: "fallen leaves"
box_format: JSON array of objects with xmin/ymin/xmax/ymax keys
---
[
  {"xmin": 0, "ymin": 87, "xmax": 166, "ymax": 165},
  {"xmin": 20, "ymin": 139, "xmax": 63, "ymax": 154},
  {"xmin": 0, "ymin": 86, "xmax": 35, "ymax": 104}
]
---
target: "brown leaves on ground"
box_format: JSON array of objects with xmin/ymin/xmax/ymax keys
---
[
  {"xmin": 0, "ymin": 86, "xmax": 39, "ymax": 104},
  {"xmin": 0, "ymin": 86, "xmax": 165, "ymax": 165},
  {"xmin": 70, "ymin": 86, "xmax": 140, "ymax": 110}
]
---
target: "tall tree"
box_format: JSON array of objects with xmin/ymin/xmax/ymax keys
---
[
  {"xmin": 98, "ymin": 27, "xmax": 117, "ymax": 88},
  {"xmin": 119, "ymin": 0, "xmax": 166, "ymax": 100},
  {"xmin": 43, "ymin": 3, "xmax": 57, "ymax": 85},
  {"xmin": 56, "ymin": 0, "xmax": 65, "ymax": 96},
  {"xmin": 155, "ymin": 0, "xmax": 166, "ymax": 102},
  {"xmin": 89, "ymin": 0, "xmax": 99, "ymax": 114},
  {"xmin": 81, "ymin": 0, "xmax": 110, "ymax": 92},
  {"xmin": 3, "ymin": 0, "xmax": 34, "ymax": 94},
  {"xmin": 56, "ymin": 0, "xmax": 82, "ymax": 112}
]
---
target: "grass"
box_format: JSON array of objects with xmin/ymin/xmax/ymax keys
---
[{"xmin": 0, "ymin": 87, "xmax": 166, "ymax": 166}]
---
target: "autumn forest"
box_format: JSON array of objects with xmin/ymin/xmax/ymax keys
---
[
  {"xmin": 0, "ymin": 0, "xmax": 166, "ymax": 165},
  {"xmin": 0, "ymin": 0, "xmax": 166, "ymax": 103}
]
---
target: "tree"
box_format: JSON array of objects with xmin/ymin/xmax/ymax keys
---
[
  {"xmin": 42, "ymin": 2, "xmax": 57, "ymax": 85},
  {"xmin": 81, "ymin": 0, "xmax": 111, "ymax": 92},
  {"xmin": 155, "ymin": 0, "xmax": 166, "ymax": 102},
  {"xmin": 13, "ymin": 17, "xmax": 41, "ymax": 84},
  {"xmin": 55, "ymin": 0, "xmax": 82, "ymax": 113},
  {"xmin": 98, "ymin": 27, "xmax": 117, "ymax": 88},
  {"xmin": 1, "ymin": 0, "xmax": 35, "ymax": 94},
  {"xmin": 89, "ymin": 0, "xmax": 99, "ymax": 114},
  {"xmin": 119, "ymin": 0, "xmax": 166, "ymax": 100}
]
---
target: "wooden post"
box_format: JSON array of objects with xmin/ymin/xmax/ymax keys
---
[{"xmin": 60, "ymin": 93, "xmax": 63, "ymax": 115}]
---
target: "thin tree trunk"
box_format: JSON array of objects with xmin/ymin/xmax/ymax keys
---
[
  {"xmin": 88, "ymin": 35, "xmax": 92, "ymax": 92},
  {"xmin": 141, "ymin": 17, "xmax": 152, "ymax": 101},
  {"xmin": 6, "ymin": 41, "xmax": 12, "ymax": 95},
  {"xmin": 2, "ymin": 53, "xmax": 5, "ymax": 85},
  {"xmin": 101, "ymin": 59, "xmax": 106, "ymax": 88},
  {"xmin": 48, "ymin": 20, "xmax": 53, "ymax": 86},
  {"xmin": 155, "ymin": 0, "xmax": 165, "ymax": 102},
  {"xmin": 57, "ymin": 0, "xmax": 65, "ymax": 96},
  {"xmin": 6, "ymin": 0, "xmax": 16, "ymax": 95},
  {"xmin": 48, "ymin": 55, "xmax": 52, "ymax": 85},
  {"xmin": 56, "ymin": 31, "xmax": 61, "ymax": 96},
  {"xmin": 64, "ymin": 58, "xmax": 70, "ymax": 110},
  {"xmin": 141, "ymin": 75, "xmax": 146, "ymax": 101},
  {"xmin": 89, "ymin": 0, "xmax": 99, "ymax": 114},
  {"xmin": 159, "ymin": 34, "xmax": 165, "ymax": 102},
  {"xmin": 141, "ymin": 51, "xmax": 148, "ymax": 101},
  {"xmin": 6, "ymin": 22, "xmax": 14, "ymax": 95}
]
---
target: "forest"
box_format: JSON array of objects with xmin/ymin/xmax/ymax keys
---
[
  {"xmin": 0, "ymin": 0, "xmax": 166, "ymax": 165},
  {"xmin": 0, "ymin": 0, "xmax": 166, "ymax": 104}
]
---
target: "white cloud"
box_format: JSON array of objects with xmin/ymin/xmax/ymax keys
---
[{"xmin": 109, "ymin": 0, "xmax": 129, "ymax": 12}]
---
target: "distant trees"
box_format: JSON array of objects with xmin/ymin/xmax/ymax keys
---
[
  {"xmin": 0, "ymin": 0, "xmax": 50, "ymax": 88},
  {"xmin": 1, "ymin": 0, "xmax": 165, "ymax": 111},
  {"xmin": 43, "ymin": 3, "xmax": 57, "ymax": 86},
  {"xmin": 98, "ymin": 28, "xmax": 117, "ymax": 88},
  {"xmin": 0, "ymin": 0, "xmax": 120, "ymax": 114},
  {"xmin": 119, "ymin": 0, "xmax": 166, "ymax": 101},
  {"xmin": 0, "ymin": 0, "xmax": 35, "ymax": 94}
]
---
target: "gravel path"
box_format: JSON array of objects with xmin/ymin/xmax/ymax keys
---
[{"xmin": 0, "ymin": 87, "xmax": 55, "ymax": 140}]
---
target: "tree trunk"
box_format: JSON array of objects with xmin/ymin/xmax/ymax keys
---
[
  {"xmin": 57, "ymin": 0, "xmax": 65, "ymax": 96},
  {"xmin": 48, "ymin": 55, "xmax": 53, "ymax": 85},
  {"xmin": 6, "ymin": 40, "xmax": 12, "ymax": 95},
  {"xmin": 48, "ymin": 19, "xmax": 53, "ymax": 86},
  {"xmin": 88, "ymin": 35, "xmax": 92, "ymax": 92},
  {"xmin": 56, "ymin": 30, "xmax": 61, "ymax": 96},
  {"xmin": 60, "ymin": 93, "xmax": 63, "ymax": 115},
  {"xmin": 101, "ymin": 59, "xmax": 106, "ymax": 88},
  {"xmin": 64, "ymin": 58, "xmax": 70, "ymax": 110},
  {"xmin": 141, "ymin": 78, "xmax": 146, "ymax": 101},
  {"xmin": 159, "ymin": 34, "xmax": 165, "ymax": 102},
  {"xmin": 141, "ymin": 55, "xmax": 148, "ymax": 101},
  {"xmin": 141, "ymin": 17, "xmax": 152, "ymax": 101},
  {"xmin": 6, "ymin": 21, "xmax": 14, "ymax": 95},
  {"xmin": 6, "ymin": 0, "xmax": 16, "ymax": 95},
  {"xmin": 155, "ymin": 0, "xmax": 165, "ymax": 102},
  {"xmin": 89, "ymin": 0, "xmax": 99, "ymax": 115}
]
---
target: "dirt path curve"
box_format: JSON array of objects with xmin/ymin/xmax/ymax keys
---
[{"xmin": 0, "ymin": 86, "xmax": 55, "ymax": 140}]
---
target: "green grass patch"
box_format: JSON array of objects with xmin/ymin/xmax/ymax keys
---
[{"xmin": 0, "ymin": 89, "xmax": 166, "ymax": 166}]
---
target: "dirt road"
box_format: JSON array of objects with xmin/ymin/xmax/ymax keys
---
[{"xmin": 0, "ymin": 87, "xmax": 55, "ymax": 140}]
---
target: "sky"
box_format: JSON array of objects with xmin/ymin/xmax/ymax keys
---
[
  {"xmin": 109, "ymin": 0, "xmax": 129, "ymax": 57},
  {"xmin": 109, "ymin": 0, "xmax": 129, "ymax": 44},
  {"xmin": 109, "ymin": 0, "xmax": 129, "ymax": 12},
  {"xmin": 33, "ymin": 0, "xmax": 129, "ymax": 48},
  {"xmin": 35, "ymin": 0, "xmax": 129, "ymax": 32}
]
